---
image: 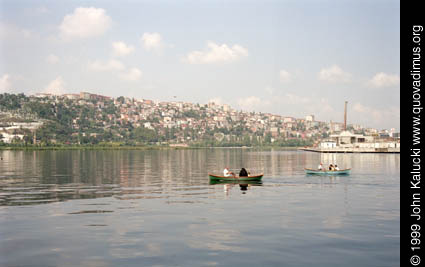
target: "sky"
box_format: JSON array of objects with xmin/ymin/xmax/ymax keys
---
[{"xmin": 0, "ymin": 0, "xmax": 400, "ymax": 130}]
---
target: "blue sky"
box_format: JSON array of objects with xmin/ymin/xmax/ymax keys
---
[{"xmin": 0, "ymin": 0, "xmax": 400, "ymax": 130}]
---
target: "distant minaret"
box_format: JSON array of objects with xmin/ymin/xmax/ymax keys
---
[
  {"xmin": 344, "ymin": 101, "xmax": 348, "ymax": 131},
  {"xmin": 33, "ymin": 130, "xmax": 36, "ymax": 145}
]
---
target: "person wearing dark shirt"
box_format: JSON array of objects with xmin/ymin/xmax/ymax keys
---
[{"xmin": 239, "ymin": 168, "xmax": 248, "ymax": 177}]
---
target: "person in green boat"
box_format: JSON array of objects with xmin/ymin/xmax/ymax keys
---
[
  {"xmin": 334, "ymin": 165, "xmax": 340, "ymax": 171},
  {"xmin": 239, "ymin": 168, "xmax": 248, "ymax": 177},
  {"xmin": 223, "ymin": 167, "xmax": 235, "ymax": 177}
]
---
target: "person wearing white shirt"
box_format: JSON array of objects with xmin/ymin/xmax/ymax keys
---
[
  {"xmin": 317, "ymin": 163, "xmax": 324, "ymax": 170},
  {"xmin": 223, "ymin": 167, "xmax": 234, "ymax": 177}
]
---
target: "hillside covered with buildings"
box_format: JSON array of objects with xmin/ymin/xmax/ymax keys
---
[{"xmin": 0, "ymin": 92, "xmax": 399, "ymax": 147}]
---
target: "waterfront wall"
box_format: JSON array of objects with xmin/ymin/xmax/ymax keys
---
[{"xmin": 300, "ymin": 147, "xmax": 400, "ymax": 153}]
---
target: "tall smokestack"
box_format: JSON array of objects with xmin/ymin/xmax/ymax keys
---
[{"xmin": 344, "ymin": 101, "xmax": 348, "ymax": 131}]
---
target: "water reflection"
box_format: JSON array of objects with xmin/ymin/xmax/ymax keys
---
[
  {"xmin": 0, "ymin": 149, "xmax": 400, "ymax": 267},
  {"xmin": 0, "ymin": 149, "xmax": 400, "ymax": 207},
  {"xmin": 209, "ymin": 180, "xmax": 263, "ymax": 195}
]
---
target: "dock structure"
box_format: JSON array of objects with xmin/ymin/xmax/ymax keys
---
[{"xmin": 304, "ymin": 131, "xmax": 400, "ymax": 153}]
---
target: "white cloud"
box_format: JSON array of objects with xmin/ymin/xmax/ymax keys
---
[
  {"xmin": 87, "ymin": 59, "xmax": 142, "ymax": 81},
  {"xmin": 208, "ymin": 97, "xmax": 224, "ymax": 105},
  {"xmin": 59, "ymin": 7, "xmax": 111, "ymax": 40},
  {"xmin": 353, "ymin": 102, "xmax": 372, "ymax": 113},
  {"xmin": 88, "ymin": 59, "xmax": 125, "ymax": 72},
  {"xmin": 112, "ymin": 41, "xmax": 135, "ymax": 57},
  {"xmin": 352, "ymin": 102, "xmax": 399, "ymax": 127},
  {"xmin": 368, "ymin": 72, "xmax": 400, "ymax": 88},
  {"xmin": 277, "ymin": 93, "xmax": 335, "ymax": 113},
  {"xmin": 237, "ymin": 96, "xmax": 268, "ymax": 111},
  {"xmin": 44, "ymin": 76, "xmax": 66, "ymax": 95},
  {"xmin": 46, "ymin": 54, "xmax": 59, "ymax": 64},
  {"xmin": 141, "ymin": 32, "xmax": 163, "ymax": 51},
  {"xmin": 0, "ymin": 74, "xmax": 12, "ymax": 92},
  {"xmin": 267, "ymin": 93, "xmax": 336, "ymax": 119},
  {"xmin": 279, "ymin": 70, "xmax": 292, "ymax": 83},
  {"xmin": 352, "ymin": 102, "xmax": 384, "ymax": 121},
  {"xmin": 265, "ymin": 87, "xmax": 275, "ymax": 95},
  {"xmin": 0, "ymin": 23, "xmax": 35, "ymax": 40},
  {"xmin": 236, "ymin": 93, "xmax": 332, "ymax": 115},
  {"xmin": 185, "ymin": 42, "xmax": 248, "ymax": 64},
  {"xmin": 119, "ymin": 68, "xmax": 142, "ymax": 81},
  {"xmin": 318, "ymin": 65, "xmax": 351, "ymax": 83},
  {"xmin": 315, "ymin": 98, "xmax": 335, "ymax": 114},
  {"xmin": 293, "ymin": 95, "xmax": 334, "ymax": 114},
  {"xmin": 284, "ymin": 93, "xmax": 311, "ymax": 105}
]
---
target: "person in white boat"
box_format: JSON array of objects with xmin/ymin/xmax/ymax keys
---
[
  {"xmin": 334, "ymin": 165, "xmax": 340, "ymax": 171},
  {"xmin": 318, "ymin": 163, "xmax": 324, "ymax": 170},
  {"xmin": 223, "ymin": 167, "xmax": 235, "ymax": 177}
]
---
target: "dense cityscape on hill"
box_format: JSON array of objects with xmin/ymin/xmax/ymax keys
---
[{"xmin": 0, "ymin": 92, "xmax": 399, "ymax": 147}]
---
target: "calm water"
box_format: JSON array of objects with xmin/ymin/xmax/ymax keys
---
[{"xmin": 0, "ymin": 149, "xmax": 400, "ymax": 267}]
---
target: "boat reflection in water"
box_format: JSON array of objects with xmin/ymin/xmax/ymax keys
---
[{"xmin": 209, "ymin": 180, "xmax": 263, "ymax": 194}]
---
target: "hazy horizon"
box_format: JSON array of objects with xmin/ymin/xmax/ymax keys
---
[{"xmin": 0, "ymin": 0, "xmax": 400, "ymax": 130}]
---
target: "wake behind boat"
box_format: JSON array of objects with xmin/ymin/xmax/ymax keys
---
[
  {"xmin": 208, "ymin": 173, "xmax": 264, "ymax": 181},
  {"xmin": 305, "ymin": 168, "xmax": 351, "ymax": 175}
]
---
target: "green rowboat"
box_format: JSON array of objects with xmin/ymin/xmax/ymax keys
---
[
  {"xmin": 305, "ymin": 168, "xmax": 351, "ymax": 175},
  {"xmin": 208, "ymin": 173, "xmax": 264, "ymax": 182}
]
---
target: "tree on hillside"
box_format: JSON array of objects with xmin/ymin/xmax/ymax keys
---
[{"xmin": 132, "ymin": 127, "xmax": 158, "ymax": 143}]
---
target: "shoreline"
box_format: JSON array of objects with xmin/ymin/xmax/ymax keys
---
[
  {"xmin": 0, "ymin": 145, "xmax": 301, "ymax": 151},
  {"xmin": 298, "ymin": 147, "xmax": 400, "ymax": 153}
]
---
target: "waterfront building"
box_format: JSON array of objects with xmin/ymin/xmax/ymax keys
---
[
  {"xmin": 314, "ymin": 130, "xmax": 400, "ymax": 153},
  {"xmin": 329, "ymin": 131, "xmax": 372, "ymax": 146},
  {"xmin": 320, "ymin": 140, "xmax": 337, "ymax": 148}
]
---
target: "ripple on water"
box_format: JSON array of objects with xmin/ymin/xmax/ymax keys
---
[
  {"xmin": 0, "ymin": 149, "xmax": 400, "ymax": 267},
  {"xmin": 0, "ymin": 184, "xmax": 123, "ymax": 206},
  {"xmin": 68, "ymin": 210, "xmax": 114, "ymax": 215}
]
